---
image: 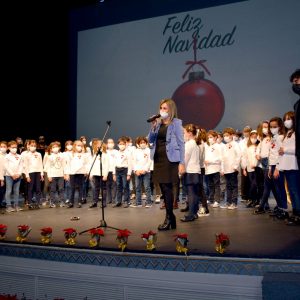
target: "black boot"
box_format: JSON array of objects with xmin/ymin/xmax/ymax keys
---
[{"xmin": 158, "ymin": 213, "xmax": 176, "ymax": 231}]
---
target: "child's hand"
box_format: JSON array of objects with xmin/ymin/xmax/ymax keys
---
[
  {"xmin": 126, "ymin": 175, "xmax": 131, "ymax": 181},
  {"xmin": 273, "ymin": 168, "xmax": 279, "ymax": 179},
  {"xmin": 26, "ymin": 177, "xmax": 31, "ymax": 183},
  {"xmin": 243, "ymin": 169, "xmax": 247, "ymax": 177},
  {"xmin": 278, "ymin": 147, "xmax": 284, "ymax": 156},
  {"xmin": 48, "ymin": 177, "xmax": 52, "ymax": 182},
  {"xmin": 64, "ymin": 175, "xmax": 70, "ymax": 181},
  {"xmin": 256, "ymin": 154, "xmax": 261, "ymax": 160},
  {"xmin": 40, "ymin": 175, "xmax": 44, "ymax": 182},
  {"xmin": 113, "ymin": 175, "xmax": 116, "ymax": 182},
  {"xmin": 103, "ymin": 176, "xmax": 107, "ymax": 181}
]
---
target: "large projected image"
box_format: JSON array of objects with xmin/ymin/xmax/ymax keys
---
[{"xmin": 76, "ymin": 0, "xmax": 300, "ymax": 140}]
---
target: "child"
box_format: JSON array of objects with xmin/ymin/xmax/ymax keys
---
[
  {"xmin": 89, "ymin": 139, "xmax": 109, "ymax": 208},
  {"xmin": 79, "ymin": 136, "xmax": 91, "ymax": 203},
  {"xmin": 0, "ymin": 141, "xmax": 7, "ymax": 210},
  {"xmin": 217, "ymin": 131, "xmax": 226, "ymax": 202},
  {"xmin": 220, "ymin": 127, "xmax": 241, "ymax": 209},
  {"xmin": 125, "ymin": 136, "xmax": 136, "ymax": 201},
  {"xmin": 241, "ymin": 130, "xmax": 263, "ymax": 208},
  {"xmin": 44, "ymin": 141, "xmax": 66, "ymax": 208},
  {"xmin": 278, "ymin": 111, "xmax": 300, "ymax": 224},
  {"xmin": 4, "ymin": 141, "xmax": 23, "ymax": 212},
  {"xmin": 204, "ymin": 130, "xmax": 223, "ymax": 208},
  {"xmin": 24, "ymin": 140, "xmax": 44, "ymax": 209},
  {"xmin": 106, "ymin": 138, "xmax": 117, "ymax": 204},
  {"xmin": 63, "ymin": 140, "xmax": 73, "ymax": 204},
  {"xmin": 113, "ymin": 137, "xmax": 132, "ymax": 208},
  {"xmin": 131, "ymin": 136, "xmax": 152, "ymax": 208},
  {"xmin": 180, "ymin": 124, "xmax": 200, "ymax": 222},
  {"xmin": 64, "ymin": 140, "xmax": 90, "ymax": 208},
  {"xmin": 255, "ymin": 120, "xmax": 281, "ymax": 214}
]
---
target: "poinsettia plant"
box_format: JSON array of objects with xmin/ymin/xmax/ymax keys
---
[
  {"xmin": 0, "ymin": 224, "xmax": 7, "ymax": 240},
  {"xmin": 116, "ymin": 229, "xmax": 132, "ymax": 251},
  {"xmin": 174, "ymin": 233, "xmax": 189, "ymax": 255},
  {"xmin": 16, "ymin": 225, "xmax": 31, "ymax": 243},
  {"xmin": 40, "ymin": 227, "xmax": 53, "ymax": 244},
  {"xmin": 63, "ymin": 228, "xmax": 77, "ymax": 245},
  {"xmin": 88, "ymin": 228, "xmax": 105, "ymax": 248},
  {"xmin": 141, "ymin": 230, "xmax": 157, "ymax": 251},
  {"xmin": 215, "ymin": 232, "xmax": 230, "ymax": 254}
]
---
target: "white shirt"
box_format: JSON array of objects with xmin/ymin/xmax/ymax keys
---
[
  {"xmin": 278, "ymin": 132, "xmax": 298, "ymax": 171},
  {"xmin": 106, "ymin": 149, "xmax": 118, "ymax": 172},
  {"xmin": 23, "ymin": 151, "xmax": 44, "ymax": 177},
  {"xmin": 222, "ymin": 140, "xmax": 241, "ymax": 174},
  {"xmin": 204, "ymin": 142, "xmax": 222, "ymax": 175},
  {"xmin": 114, "ymin": 150, "xmax": 132, "ymax": 175},
  {"xmin": 185, "ymin": 139, "xmax": 200, "ymax": 174},
  {"xmin": 241, "ymin": 144, "xmax": 261, "ymax": 172},
  {"xmin": 256, "ymin": 136, "xmax": 271, "ymax": 159},
  {"xmin": 44, "ymin": 152, "xmax": 66, "ymax": 178},
  {"xmin": 198, "ymin": 142, "xmax": 205, "ymax": 169},
  {"xmin": 268, "ymin": 134, "xmax": 284, "ymax": 168},
  {"xmin": 65, "ymin": 152, "xmax": 90, "ymax": 175},
  {"xmin": 4, "ymin": 152, "xmax": 23, "ymax": 176},
  {"xmin": 0, "ymin": 153, "xmax": 5, "ymax": 180},
  {"xmin": 89, "ymin": 152, "xmax": 109, "ymax": 177},
  {"xmin": 132, "ymin": 147, "xmax": 152, "ymax": 172}
]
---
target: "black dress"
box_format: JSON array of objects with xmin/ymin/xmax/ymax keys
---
[{"xmin": 152, "ymin": 124, "xmax": 179, "ymax": 184}]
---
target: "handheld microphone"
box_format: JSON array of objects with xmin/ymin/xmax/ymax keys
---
[{"xmin": 147, "ymin": 114, "xmax": 161, "ymax": 123}]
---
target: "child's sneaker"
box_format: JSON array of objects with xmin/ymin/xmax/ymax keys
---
[
  {"xmin": 220, "ymin": 203, "xmax": 229, "ymax": 209},
  {"xmin": 155, "ymin": 195, "xmax": 161, "ymax": 204},
  {"xmin": 212, "ymin": 201, "xmax": 220, "ymax": 208},
  {"xmin": 145, "ymin": 203, "xmax": 152, "ymax": 208},
  {"xmin": 50, "ymin": 203, "xmax": 56, "ymax": 208},
  {"xmin": 15, "ymin": 206, "xmax": 24, "ymax": 212},
  {"xmin": 197, "ymin": 207, "xmax": 210, "ymax": 217},
  {"xmin": 141, "ymin": 193, "xmax": 147, "ymax": 200},
  {"xmin": 130, "ymin": 203, "xmax": 138, "ymax": 208},
  {"xmin": 130, "ymin": 194, "xmax": 136, "ymax": 200},
  {"xmin": 228, "ymin": 203, "xmax": 237, "ymax": 210},
  {"xmin": 6, "ymin": 207, "xmax": 15, "ymax": 213}
]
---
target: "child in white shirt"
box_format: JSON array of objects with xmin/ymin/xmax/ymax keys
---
[
  {"xmin": 106, "ymin": 138, "xmax": 117, "ymax": 204},
  {"xmin": 0, "ymin": 141, "xmax": 7, "ymax": 210}
]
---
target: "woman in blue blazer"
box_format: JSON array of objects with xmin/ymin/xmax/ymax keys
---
[{"xmin": 148, "ymin": 98, "xmax": 185, "ymax": 230}]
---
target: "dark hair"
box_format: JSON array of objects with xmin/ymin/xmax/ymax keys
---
[
  {"xmin": 269, "ymin": 117, "xmax": 285, "ymax": 135},
  {"xmin": 283, "ymin": 111, "xmax": 295, "ymax": 139},
  {"xmin": 290, "ymin": 69, "xmax": 300, "ymax": 82},
  {"xmin": 135, "ymin": 136, "xmax": 148, "ymax": 145}
]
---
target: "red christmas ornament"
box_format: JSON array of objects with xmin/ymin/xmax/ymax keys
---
[{"xmin": 172, "ymin": 38, "xmax": 225, "ymax": 129}]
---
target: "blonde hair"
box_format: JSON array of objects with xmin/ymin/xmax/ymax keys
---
[{"xmin": 159, "ymin": 98, "xmax": 177, "ymax": 121}]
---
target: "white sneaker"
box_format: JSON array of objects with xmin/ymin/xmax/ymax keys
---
[
  {"xmin": 197, "ymin": 207, "xmax": 210, "ymax": 217},
  {"xmin": 220, "ymin": 203, "xmax": 229, "ymax": 209},
  {"xmin": 141, "ymin": 193, "xmax": 147, "ymax": 200},
  {"xmin": 6, "ymin": 207, "xmax": 15, "ymax": 213},
  {"xmin": 228, "ymin": 203, "xmax": 237, "ymax": 210},
  {"xmin": 212, "ymin": 201, "xmax": 220, "ymax": 208},
  {"xmin": 50, "ymin": 203, "xmax": 56, "ymax": 208},
  {"xmin": 130, "ymin": 194, "xmax": 136, "ymax": 200},
  {"xmin": 15, "ymin": 206, "xmax": 23, "ymax": 212},
  {"xmin": 145, "ymin": 204, "xmax": 152, "ymax": 208},
  {"xmin": 155, "ymin": 195, "xmax": 161, "ymax": 203}
]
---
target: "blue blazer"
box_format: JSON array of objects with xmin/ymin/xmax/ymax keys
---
[{"xmin": 148, "ymin": 118, "xmax": 185, "ymax": 165}]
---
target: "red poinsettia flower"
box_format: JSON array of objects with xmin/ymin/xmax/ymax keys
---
[
  {"xmin": 18, "ymin": 225, "xmax": 30, "ymax": 232},
  {"xmin": 63, "ymin": 228, "xmax": 76, "ymax": 234},
  {"xmin": 216, "ymin": 233, "xmax": 230, "ymax": 245},
  {"xmin": 141, "ymin": 230, "xmax": 156, "ymax": 239},
  {"xmin": 117, "ymin": 229, "xmax": 132, "ymax": 238},
  {"xmin": 0, "ymin": 224, "xmax": 7, "ymax": 234},
  {"xmin": 174, "ymin": 233, "xmax": 188, "ymax": 241},
  {"xmin": 0, "ymin": 294, "xmax": 18, "ymax": 299},
  {"xmin": 40, "ymin": 227, "xmax": 53, "ymax": 234},
  {"xmin": 89, "ymin": 228, "xmax": 104, "ymax": 236}
]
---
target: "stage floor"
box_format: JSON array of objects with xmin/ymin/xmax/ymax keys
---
[{"xmin": 1, "ymin": 198, "xmax": 299, "ymax": 259}]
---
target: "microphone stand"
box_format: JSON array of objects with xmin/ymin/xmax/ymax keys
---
[{"xmin": 79, "ymin": 121, "xmax": 119, "ymax": 235}]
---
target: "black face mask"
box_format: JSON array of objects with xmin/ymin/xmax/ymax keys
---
[{"xmin": 292, "ymin": 83, "xmax": 300, "ymax": 96}]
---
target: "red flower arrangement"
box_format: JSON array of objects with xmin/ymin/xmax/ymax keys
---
[
  {"xmin": 116, "ymin": 229, "xmax": 132, "ymax": 251},
  {"xmin": 215, "ymin": 232, "xmax": 230, "ymax": 254},
  {"xmin": 0, "ymin": 294, "xmax": 17, "ymax": 300},
  {"xmin": 174, "ymin": 233, "xmax": 189, "ymax": 255},
  {"xmin": 63, "ymin": 228, "xmax": 77, "ymax": 245},
  {"xmin": 88, "ymin": 228, "xmax": 105, "ymax": 248},
  {"xmin": 0, "ymin": 224, "xmax": 7, "ymax": 240},
  {"xmin": 16, "ymin": 225, "xmax": 31, "ymax": 243},
  {"xmin": 141, "ymin": 230, "xmax": 157, "ymax": 251},
  {"xmin": 40, "ymin": 227, "xmax": 53, "ymax": 244}
]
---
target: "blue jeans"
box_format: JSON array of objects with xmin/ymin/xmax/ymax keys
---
[
  {"xmin": 5, "ymin": 176, "xmax": 21, "ymax": 207},
  {"xmin": 106, "ymin": 171, "xmax": 116, "ymax": 203},
  {"xmin": 49, "ymin": 177, "xmax": 65, "ymax": 204},
  {"xmin": 64, "ymin": 179, "xmax": 71, "ymax": 200},
  {"xmin": 135, "ymin": 172, "xmax": 152, "ymax": 205},
  {"xmin": 278, "ymin": 170, "xmax": 300, "ymax": 212},
  {"xmin": 224, "ymin": 171, "xmax": 238, "ymax": 205},
  {"xmin": 207, "ymin": 172, "xmax": 220, "ymax": 203},
  {"xmin": 91, "ymin": 175, "xmax": 107, "ymax": 204},
  {"xmin": 116, "ymin": 168, "xmax": 129, "ymax": 204}
]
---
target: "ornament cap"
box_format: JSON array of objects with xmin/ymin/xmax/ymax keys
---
[{"xmin": 189, "ymin": 71, "xmax": 204, "ymax": 81}]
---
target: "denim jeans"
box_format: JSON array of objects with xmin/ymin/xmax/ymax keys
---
[
  {"xmin": 207, "ymin": 172, "xmax": 220, "ymax": 203},
  {"xmin": 69, "ymin": 174, "xmax": 85, "ymax": 205},
  {"xmin": 5, "ymin": 176, "xmax": 21, "ymax": 207},
  {"xmin": 247, "ymin": 167, "xmax": 264, "ymax": 202},
  {"xmin": 116, "ymin": 168, "xmax": 129, "ymax": 204},
  {"xmin": 28, "ymin": 172, "xmax": 42, "ymax": 204},
  {"xmin": 49, "ymin": 177, "xmax": 65, "ymax": 204},
  {"xmin": 135, "ymin": 172, "xmax": 152, "ymax": 205},
  {"xmin": 278, "ymin": 170, "xmax": 300, "ymax": 212},
  {"xmin": 64, "ymin": 179, "xmax": 71, "ymax": 200},
  {"xmin": 224, "ymin": 171, "xmax": 238, "ymax": 205},
  {"xmin": 92, "ymin": 175, "xmax": 107, "ymax": 205},
  {"xmin": 106, "ymin": 171, "xmax": 116, "ymax": 203},
  {"xmin": 0, "ymin": 182, "xmax": 6, "ymax": 207}
]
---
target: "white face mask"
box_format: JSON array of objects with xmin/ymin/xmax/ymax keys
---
[
  {"xmin": 52, "ymin": 147, "xmax": 59, "ymax": 154},
  {"xmin": 29, "ymin": 146, "xmax": 36, "ymax": 152},
  {"xmin": 66, "ymin": 145, "xmax": 73, "ymax": 151},
  {"xmin": 107, "ymin": 143, "xmax": 114, "ymax": 150},
  {"xmin": 127, "ymin": 142, "xmax": 132, "ymax": 147},
  {"xmin": 0, "ymin": 147, "xmax": 7, "ymax": 154},
  {"xmin": 284, "ymin": 119, "xmax": 293, "ymax": 129},
  {"xmin": 76, "ymin": 146, "xmax": 82, "ymax": 152},
  {"xmin": 233, "ymin": 136, "xmax": 239, "ymax": 141},
  {"xmin": 270, "ymin": 127, "xmax": 279, "ymax": 135},
  {"xmin": 10, "ymin": 148, "xmax": 17, "ymax": 154},
  {"xmin": 250, "ymin": 138, "xmax": 257, "ymax": 144},
  {"xmin": 160, "ymin": 110, "xmax": 169, "ymax": 119},
  {"xmin": 223, "ymin": 136, "xmax": 231, "ymax": 143},
  {"xmin": 208, "ymin": 137, "xmax": 215, "ymax": 144},
  {"xmin": 118, "ymin": 144, "xmax": 126, "ymax": 151},
  {"xmin": 140, "ymin": 144, "xmax": 147, "ymax": 149},
  {"xmin": 262, "ymin": 128, "xmax": 269, "ymax": 135}
]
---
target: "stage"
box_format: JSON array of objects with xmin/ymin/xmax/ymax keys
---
[{"xmin": 1, "ymin": 197, "xmax": 299, "ymax": 260}]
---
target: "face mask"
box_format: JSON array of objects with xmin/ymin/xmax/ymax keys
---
[
  {"xmin": 66, "ymin": 145, "xmax": 73, "ymax": 151},
  {"xmin": 52, "ymin": 147, "xmax": 59, "ymax": 154},
  {"xmin": 76, "ymin": 146, "xmax": 82, "ymax": 152},
  {"xmin": 233, "ymin": 136, "xmax": 239, "ymax": 141},
  {"xmin": 107, "ymin": 143, "xmax": 114, "ymax": 150},
  {"xmin": 127, "ymin": 143, "xmax": 132, "ymax": 147},
  {"xmin": 208, "ymin": 137, "xmax": 215, "ymax": 144},
  {"xmin": 118, "ymin": 144, "xmax": 126, "ymax": 151},
  {"xmin": 82, "ymin": 140, "xmax": 86, "ymax": 145},
  {"xmin": 284, "ymin": 119, "xmax": 293, "ymax": 129},
  {"xmin": 0, "ymin": 147, "xmax": 7, "ymax": 154},
  {"xmin": 140, "ymin": 144, "xmax": 147, "ymax": 149},
  {"xmin": 262, "ymin": 128, "xmax": 269, "ymax": 135},
  {"xmin": 270, "ymin": 127, "xmax": 279, "ymax": 135},
  {"xmin": 292, "ymin": 83, "xmax": 300, "ymax": 95},
  {"xmin": 10, "ymin": 148, "xmax": 17, "ymax": 154},
  {"xmin": 223, "ymin": 136, "xmax": 231, "ymax": 143},
  {"xmin": 250, "ymin": 138, "xmax": 257, "ymax": 144},
  {"xmin": 160, "ymin": 111, "xmax": 169, "ymax": 119},
  {"xmin": 217, "ymin": 137, "xmax": 222, "ymax": 143},
  {"xmin": 30, "ymin": 146, "xmax": 36, "ymax": 152}
]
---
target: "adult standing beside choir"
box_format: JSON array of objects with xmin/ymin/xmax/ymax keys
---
[{"xmin": 148, "ymin": 98, "xmax": 185, "ymax": 231}]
